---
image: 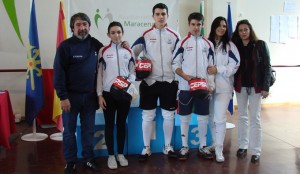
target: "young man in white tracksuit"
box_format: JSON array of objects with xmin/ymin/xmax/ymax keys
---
[
  {"xmin": 172, "ymin": 12, "xmax": 215, "ymax": 160},
  {"xmin": 131, "ymin": 3, "xmax": 181, "ymax": 161}
]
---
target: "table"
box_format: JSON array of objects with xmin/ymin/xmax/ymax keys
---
[{"xmin": 0, "ymin": 90, "xmax": 16, "ymax": 149}]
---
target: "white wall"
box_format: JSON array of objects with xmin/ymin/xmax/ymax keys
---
[{"xmin": 1, "ymin": 0, "xmax": 300, "ymax": 116}]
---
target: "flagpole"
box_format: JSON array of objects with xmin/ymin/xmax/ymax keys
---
[{"xmin": 21, "ymin": 118, "xmax": 48, "ymax": 141}]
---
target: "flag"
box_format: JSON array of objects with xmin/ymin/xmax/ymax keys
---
[
  {"xmin": 2, "ymin": 0, "xmax": 24, "ymax": 46},
  {"xmin": 25, "ymin": 0, "xmax": 44, "ymax": 125},
  {"xmin": 56, "ymin": 0, "xmax": 68, "ymax": 48},
  {"xmin": 53, "ymin": 0, "xmax": 68, "ymax": 132},
  {"xmin": 227, "ymin": 3, "xmax": 233, "ymax": 38},
  {"xmin": 200, "ymin": 1, "xmax": 204, "ymax": 36},
  {"xmin": 227, "ymin": 3, "xmax": 234, "ymax": 115}
]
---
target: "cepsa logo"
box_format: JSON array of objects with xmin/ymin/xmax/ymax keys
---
[
  {"xmin": 136, "ymin": 60, "xmax": 152, "ymax": 71},
  {"xmin": 137, "ymin": 62, "xmax": 151, "ymax": 70},
  {"xmin": 189, "ymin": 79, "xmax": 208, "ymax": 91},
  {"xmin": 113, "ymin": 77, "xmax": 129, "ymax": 89}
]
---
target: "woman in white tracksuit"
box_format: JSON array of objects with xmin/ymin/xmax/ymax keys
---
[
  {"xmin": 207, "ymin": 17, "xmax": 240, "ymax": 162},
  {"xmin": 97, "ymin": 21, "xmax": 135, "ymax": 169}
]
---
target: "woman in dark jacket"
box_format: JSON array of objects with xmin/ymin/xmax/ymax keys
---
[{"xmin": 231, "ymin": 19, "xmax": 271, "ymax": 163}]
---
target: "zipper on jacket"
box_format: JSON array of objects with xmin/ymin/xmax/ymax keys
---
[
  {"xmin": 196, "ymin": 36, "xmax": 198, "ymax": 78},
  {"xmin": 116, "ymin": 44, "xmax": 120, "ymax": 76},
  {"xmin": 159, "ymin": 29, "xmax": 164, "ymax": 81}
]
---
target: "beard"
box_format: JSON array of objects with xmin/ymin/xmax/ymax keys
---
[{"xmin": 77, "ymin": 29, "xmax": 88, "ymax": 40}]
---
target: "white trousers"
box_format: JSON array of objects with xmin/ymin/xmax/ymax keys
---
[
  {"xmin": 209, "ymin": 92, "xmax": 232, "ymax": 147},
  {"xmin": 236, "ymin": 87, "xmax": 262, "ymax": 156},
  {"xmin": 142, "ymin": 109, "xmax": 175, "ymax": 147}
]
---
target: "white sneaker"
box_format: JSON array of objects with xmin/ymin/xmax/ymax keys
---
[
  {"xmin": 215, "ymin": 146, "xmax": 225, "ymax": 162},
  {"xmin": 163, "ymin": 144, "xmax": 177, "ymax": 158},
  {"xmin": 116, "ymin": 154, "xmax": 128, "ymax": 167},
  {"xmin": 178, "ymin": 146, "xmax": 189, "ymax": 160},
  {"xmin": 139, "ymin": 146, "xmax": 151, "ymax": 161},
  {"xmin": 107, "ymin": 155, "xmax": 118, "ymax": 169}
]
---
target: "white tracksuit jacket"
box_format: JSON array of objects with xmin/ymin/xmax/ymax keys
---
[
  {"xmin": 172, "ymin": 33, "xmax": 215, "ymax": 91},
  {"xmin": 97, "ymin": 42, "xmax": 135, "ymax": 96},
  {"xmin": 214, "ymin": 42, "xmax": 240, "ymax": 93},
  {"xmin": 131, "ymin": 25, "xmax": 180, "ymax": 85}
]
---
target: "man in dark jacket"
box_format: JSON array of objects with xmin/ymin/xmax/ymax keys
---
[{"xmin": 53, "ymin": 12, "xmax": 103, "ymax": 174}]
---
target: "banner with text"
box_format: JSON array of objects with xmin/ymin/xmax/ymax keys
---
[{"xmin": 70, "ymin": 0, "xmax": 179, "ymax": 45}]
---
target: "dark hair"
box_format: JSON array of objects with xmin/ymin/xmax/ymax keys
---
[
  {"xmin": 188, "ymin": 12, "xmax": 204, "ymax": 24},
  {"xmin": 208, "ymin": 16, "xmax": 229, "ymax": 51},
  {"xmin": 107, "ymin": 21, "xmax": 124, "ymax": 33},
  {"xmin": 152, "ymin": 3, "xmax": 168, "ymax": 15},
  {"xmin": 70, "ymin": 12, "xmax": 91, "ymax": 31},
  {"xmin": 231, "ymin": 19, "xmax": 258, "ymax": 45}
]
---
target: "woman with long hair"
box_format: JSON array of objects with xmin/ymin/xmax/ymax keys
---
[
  {"xmin": 231, "ymin": 19, "xmax": 271, "ymax": 163},
  {"xmin": 207, "ymin": 16, "xmax": 240, "ymax": 162}
]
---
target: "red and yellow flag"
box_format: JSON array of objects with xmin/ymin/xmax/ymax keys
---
[
  {"xmin": 56, "ymin": 0, "xmax": 68, "ymax": 48},
  {"xmin": 53, "ymin": 0, "xmax": 68, "ymax": 132}
]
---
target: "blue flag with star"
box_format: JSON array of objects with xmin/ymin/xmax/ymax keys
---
[{"xmin": 25, "ymin": 0, "xmax": 44, "ymax": 125}]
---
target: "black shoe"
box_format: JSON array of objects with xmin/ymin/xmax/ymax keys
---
[
  {"xmin": 251, "ymin": 155, "xmax": 260, "ymax": 163},
  {"xmin": 64, "ymin": 162, "xmax": 76, "ymax": 174},
  {"xmin": 236, "ymin": 149, "xmax": 247, "ymax": 158},
  {"xmin": 84, "ymin": 159, "xmax": 100, "ymax": 171}
]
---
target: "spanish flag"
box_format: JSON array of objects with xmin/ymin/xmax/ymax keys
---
[{"xmin": 53, "ymin": 0, "xmax": 68, "ymax": 132}]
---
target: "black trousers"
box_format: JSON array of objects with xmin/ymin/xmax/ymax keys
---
[{"xmin": 102, "ymin": 91, "xmax": 131, "ymax": 155}]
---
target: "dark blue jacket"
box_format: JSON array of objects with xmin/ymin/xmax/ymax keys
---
[{"xmin": 53, "ymin": 34, "xmax": 103, "ymax": 100}]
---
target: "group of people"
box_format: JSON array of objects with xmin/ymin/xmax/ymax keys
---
[{"xmin": 53, "ymin": 3, "xmax": 272, "ymax": 174}]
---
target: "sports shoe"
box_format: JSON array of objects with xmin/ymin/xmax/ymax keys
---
[
  {"xmin": 64, "ymin": 162, "xmax": 76, "ymax": 174},
  {"xmin": 205, "ymin": 145, "xmax": 215, "ymax": 153},
  {"xmin": 163, "ymin": 144, "xmax": 177, "ymax": 158},
  {"xmin": 116, "ymin": 154, "xmax": 128, "ymax": 167},
  {"xmin": 237, "ymin": 149, "xmax": 247, "ymax": 158},
  {"xmin": 177, "ymin": 146, "xmax": 189, "ymax": 161},
  {"xmin": 251, "ymin": 155, "xmax": 260, "ymax": 163},
  {"xmin": 108, "ymin": 155, "xmax": 118, "ymax": 169},
  {"xmin": 215, "ymin": 146, "xmax": 224, "ymax": 162},
  {"xmin": 139, "ymin": 146, "xmax": 151, "ymax": 162},
  {"xmin": 84, "ymin": 159, "xmax": 100, "ymax": 171},
  {"xmin": 198, "ymin": 146, "xmax": 214, "ymax": 159}
]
